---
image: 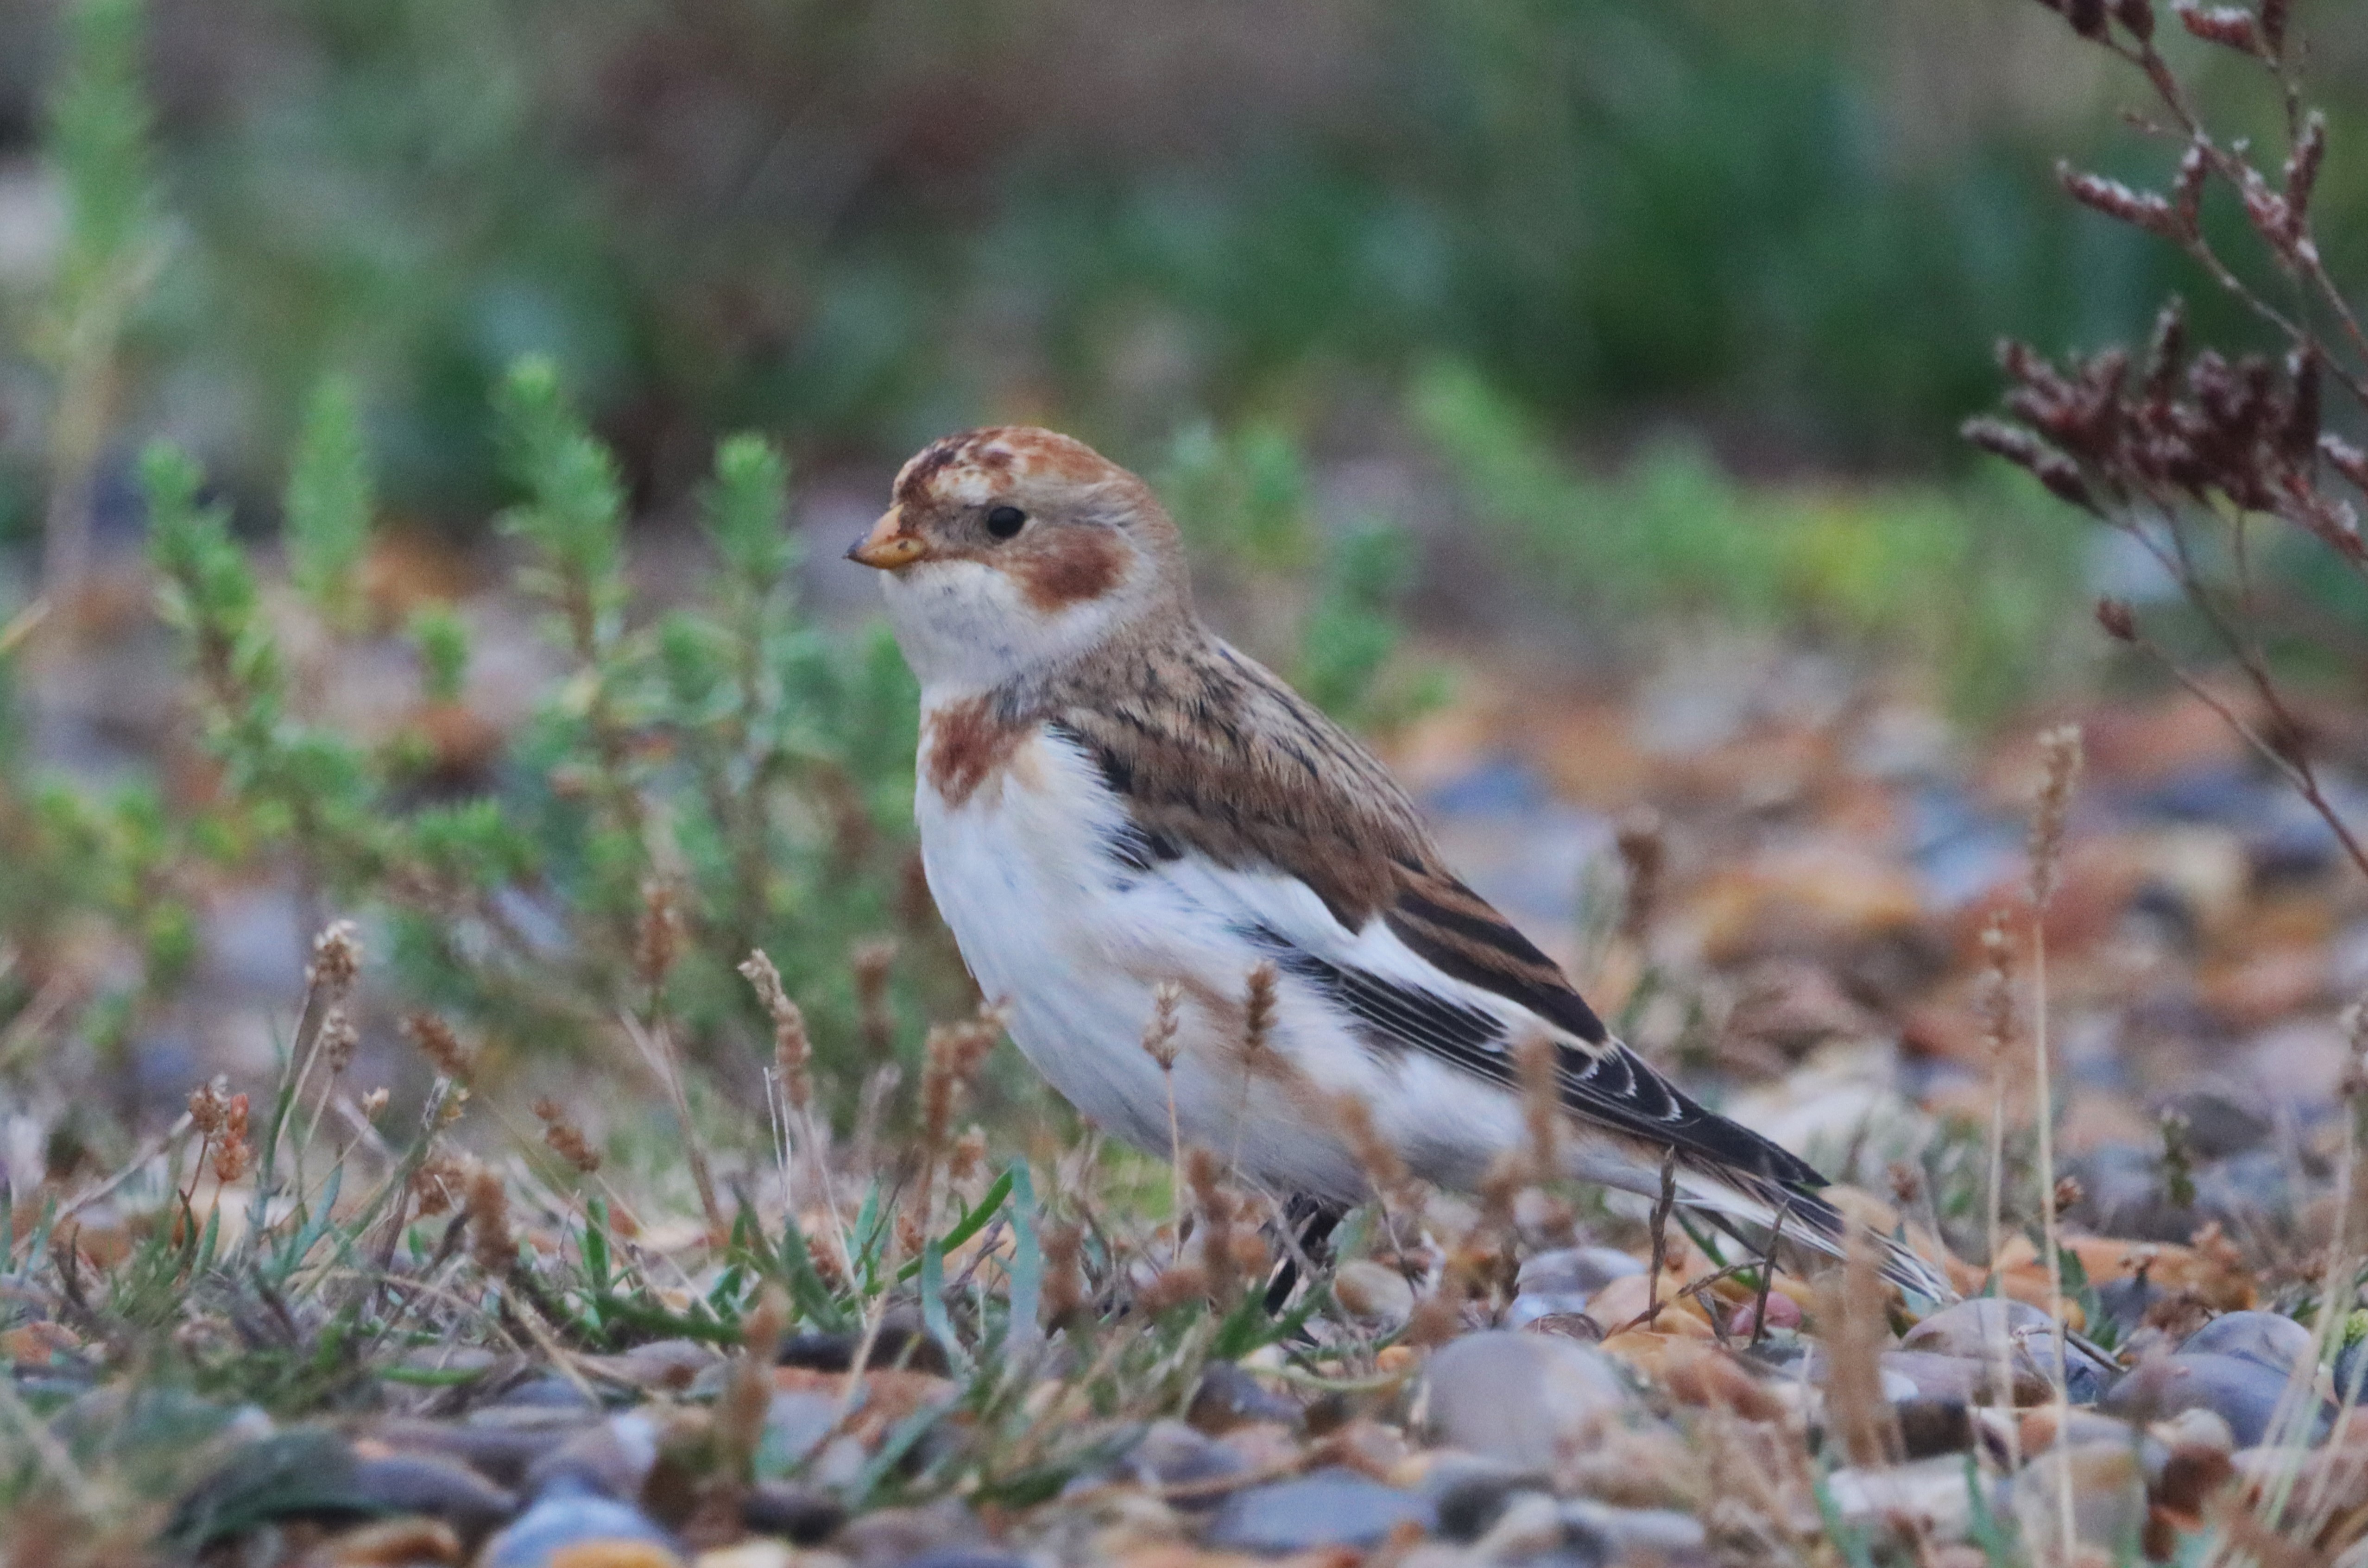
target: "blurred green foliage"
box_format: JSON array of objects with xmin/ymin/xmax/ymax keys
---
[
  {"xmin": 6, "ymin": 0, "xmax": 2361, "ymax": 529},
  {"xmin": 1412, "ymin": 362, "xmax": 2091, "ymax": 716},
  {"xmin": 1158, "ymin": 420, "xmax": 1445, "ymax": 730},
  {"xmin": 1, "ymin": 353, "xmax": 949, "ymax": 1104}
]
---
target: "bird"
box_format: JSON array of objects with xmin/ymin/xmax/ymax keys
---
[{"xmin": 846, "ymin": 424, "xmax": 1950, "ymax": 1302}]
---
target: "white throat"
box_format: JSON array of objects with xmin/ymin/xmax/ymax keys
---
[{"xmin": 877, "ymin": 557, "xmax": 1138, "ymax": 701}]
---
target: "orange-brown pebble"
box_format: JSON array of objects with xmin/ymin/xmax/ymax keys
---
[
  {"xmin": 1374, "ymin": 1345, "xmax": 1420, "ymax": 1377},
  {"xmin": 546, "ymin": 1545, "xmax": 685, "ymax": 1568},
  {"xmin": 1583, "ymin": 1273, "xmax": 1713, "ymax": 1334},
  {"xmin": 328, "ymin": 1518, "xmax": 462, "ymax": 1567},
  {"xmin": 1659, "ymin": 1341, "xmax": 1787, "ymax": 1423}
]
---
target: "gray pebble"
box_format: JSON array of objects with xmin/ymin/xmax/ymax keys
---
[
  {"xmin": 2102, "ymin": 1352, "xmax": 2324, "ymax": 1448},
  {"xmin": 1205, "ymin": 1468, "xmax": 1436, "ymax": 1552},
  {"xmin": 1419, "ymin": 1453, "xmax": 1552, "ymax": 1542},
  {"xmin": 1560, "ymin": 1499, "xmax": 1707, "ymax": 1558},
  {"xmin": 349, "ymin": 1452, "xmax": 517, "ymax": 1540},
  {"xmin": 480, "ymin": 1481, "xmax": 678, "ymax": 1568},
  {"xmin": 1187, "ymin": 1361, "xmax": 1300, "ymax": 1433},
  {"xmin": 1126, "ymin": 1418, "xmax": 1245, "ymax": 1497},
  {"xmin": 2179, "ymin": 1311, "xmax": 2313, "ymax": 1377},
  {"xmin": 742, "ymin": 1479, "xmax": 845, "ymax": 1544},
  {"xmin": 1516, "ymin": 1247, "xmax": 1644, "ymax": 1299},
  {"xmin": 1504, "ymin": 1292, "xmax": 1596, "ymax": 1331},
  {"xmin": 1421, "ymin": 1331, "xmax": 1634, "ymax": 1467}
]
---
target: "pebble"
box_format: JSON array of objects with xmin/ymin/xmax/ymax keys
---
[
  {"xmin": 1186, "ymin": 1361, "xmax": 1299, "ymax": 1433},
  {"xmin": 2179, "ymin": 1311, "xmax": 2313, "ymax": 1377},
  {"xmin": 1901, "ymin": 1297, "xmax": 2111, "ymax": 1401},
  {"xmin": 1726, "ymin": 1293, "xmax": 1802, "ymax": 1338},
  {"xmin": 348, "ymin": 1452, "xmax": 518, "ymax": 1541},
  {"xmin": 740, "ymin": 1480, "xmax": 845, "ymax": 1544},
  {"xmin": 832, "ymin": 1500, "xmax": 989, "ymax": 1567},
  {"xmin": 1417, "ymin": 1453, "xmax": 1551, "ymax": 1542},
  {"xmin": 1420, "ymin": 1332, "xmax": 1635, "ymax": 1466},
  {"xmin": 776, "ymin": 1318, "xmax": 951, "ymax": 1377},
  {"xmin": 326, "ymin": 1518, "xmax": 465, "ymax": 1566},
  {"xmin": 1515, "ymin": 1247, "xmax": 1645, "ymax": 1299},
  {"xmin": 2102, "ymin": 1352, "xmax": 2322, "ymax": 1448},
  {"xmin": 758, "ymin": 1390, "xmax": 844, "ymax": 1472},
  {"xmin": 1879, "ymin": 1350, "xmax": 2047, "ymax": 1407},
  {"xmin": 1333, "ymin": 1260, "xmax": 1417, "ymax": 1326},
  {"xmin": 1581, "ymin": 1272, "xmax": 1711, "ymax": 1335},
  {"xmin": 479, "ymin": 1481, "xmax": 682, "ymax": 1568},
  {"xmin": 1559, "ymin": 1499, "xmax": 1708, "ymax": 1559},
  {"xmin": 1124, "ymin": 1419, "xmax": 1246, "ymax": 1497},
  {"xmin": 1503, "ymin": 1292, "xmax": 1597, "ymax": 1331},
  {"xmin": 1826, "ymin": 1455, "xmax": 1995, "ymax": 1542},
  {"xmin": 1203, "ymin": 1468, "xmax": 1436, "ymax": 1552},
  {"xmin": 521, "ymin": 1412, "xmax": 660, "ymax": 1500},
  {"xmin": 486, "ymin": 1374, "xmax": 609, "ymax": 1414},
  {"xmin": 1894, "ymin": 1395, "xmax": 1977, "ymax": 1459}
]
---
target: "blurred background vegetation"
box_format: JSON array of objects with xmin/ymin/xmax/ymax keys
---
[{"xmin": 2, "ymin": 0, "xmax": 2363, "ymax": 528}]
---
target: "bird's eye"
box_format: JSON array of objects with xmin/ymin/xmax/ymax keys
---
[{"xmin": 985, "ymin": 504, "xmax": 1027, "ymax": 540}]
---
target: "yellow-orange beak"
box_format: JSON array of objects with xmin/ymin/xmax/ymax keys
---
[{"xmin": 847, "ymin": 508, "xmax": 930, "ymax": 570}]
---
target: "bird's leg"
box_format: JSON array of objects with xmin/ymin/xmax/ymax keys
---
[
  {"xmin": 1751, "ymin": 1199, "xmax": 1789, "ymax": 1350},
  {"xmin": 1644, "ymin": 1146, "xmax": 1679, "ymax": 1327},
  {"xmin": 1263, "ymin": 1194, "xmax": 1347, "ymax": 1315}
]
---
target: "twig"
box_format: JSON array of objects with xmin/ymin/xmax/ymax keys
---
[{"xmin": 1644, "ymin": 1145, "xmax": 1679, "ymax": 1328}]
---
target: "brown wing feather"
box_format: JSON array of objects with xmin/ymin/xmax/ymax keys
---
[{"xmin": 1030, "ymin": 631, "xmax": 1833, "ymax": 1199}]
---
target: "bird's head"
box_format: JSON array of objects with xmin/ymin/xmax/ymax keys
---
[{"xmin": 849, "ymin": 427, "xmax": 1191, "ymax": 693}]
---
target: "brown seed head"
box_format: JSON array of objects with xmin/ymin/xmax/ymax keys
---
[
  {"xmin": 402, "ymin": 1014, "xmax": 472, "ymax": 1081},
  {"xmin": 1140, "ymin": 981, "xmax": 1184, "ymax": 1071},
  {"xmin": 635, "ymin": 881, "xmax": 683, "ymax": 987},
  {"xmin": 411, "ymin": 1150, "xmax": 470, "ymax": 1216},
  {"xmin": 738, "ymin": 949, "xmax": 815, "ymax": 1115},
  {"xmin": 532, "ymin": 1098, "xmax": 602, "ymax": 1174},
  {"xmin": 2029, "ymin": 724, "xmax": 2085, "ymax": 909},
  {"xmin": 1978, "ymin": 913, "xmax": 2017, "ymax": 1061},
  {"xmin": 309, "ymin": 919, "xmax": 363, "ymax": 995},
  {"xmin": 1042, "ymin": 1221, "xmax": 1086, "ymax": 1327},
  {"xmin": 188, "ymin": 1079, "xmax": 231, "ymax": 1137},
  {"xmin": 949, "ymin": 1125, "xmax": 987, "ymax": 1185},
  {"xmin": 1242, "ymin": 961, "xmax": 1278, "ymax": 1056},
  {"xmin": 1615, "ymin": 808, "xmax": 1665, "ymax": 940},
  {"xmin": 2174, "ymin": 1, "xmax": 2262, "ymax": 52},
  {"xmin": 319, "ymin": 1006, "xmax": 360, "ymax": 1076},
  {"xmin": 465, "ymin": 1163, "xmax": 516, "ymax": 1277},
  {"xmin": 211, "ymin": 1095, "xmax": 253, "ymax": 1184}
]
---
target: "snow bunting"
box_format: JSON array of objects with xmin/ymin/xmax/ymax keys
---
[{"xmin": 850, "ymin": 426, "xmax": 1947, "ymax": 1299}]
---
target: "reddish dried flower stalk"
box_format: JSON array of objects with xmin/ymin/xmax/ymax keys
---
[
  {"xmin": 466, "ymin": 1163, "xmax": 516, "ymax": 1278},
  {"xmin": 532, "ymin": 1098, "xmax": 602, "ymax": 1174},
  {"xmin": 402, "ymin": 1014, "xmax": 472, "ymax": 1081},
  {"xmin": 738, "ymin": 948, "xmax": 814, "ymax": 1116}
]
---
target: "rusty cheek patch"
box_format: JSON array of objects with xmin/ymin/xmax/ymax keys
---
[
  {"xmin": 923, "ymin": 697, "xmax": 1035, "ymax": 809},
  {"xmin": 1013, "ymin": 529, "xmax": 1126, "ymax": 612}
]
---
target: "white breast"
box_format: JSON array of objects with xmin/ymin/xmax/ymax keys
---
[{"xmin": 914, "ymin": 712, "xmax": 1388, "ymax": 1197}]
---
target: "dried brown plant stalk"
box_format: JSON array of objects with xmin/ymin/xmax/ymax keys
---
[
  {"xmin": 1974, "ymin": 0, "xmax": 2368, "ymax": 887},
  {"xmin": 2029, "ymin": 723, "xmax": 2084, "ymax": 1563},
  {"xmin": 531, "ymin": 1099, "xmax": 601, "ymax": 1175},
  {"xmin": 1818, "ymin": 1237, "xmax": 1902, "ymax": 1468},
  {"xmin": 1138, "ymin": 982, "xmax": 1187, "ymax": 1258},
  {"xmin": 914, "ymin": 1006, "xmax": 1001, "ymax": 1232},
  {"xmin": 740, "ymin": 947, "xmax": 850, "ymax": 1271}
]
